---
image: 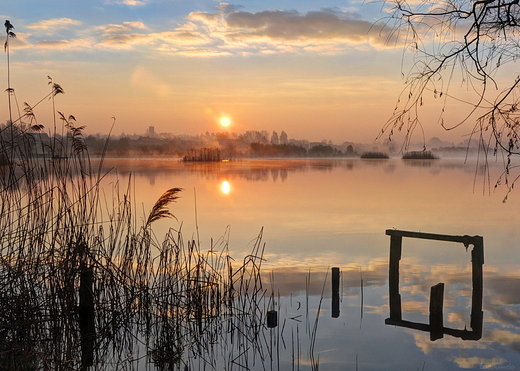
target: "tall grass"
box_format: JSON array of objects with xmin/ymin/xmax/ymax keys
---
[{"xmin": 0, "ymin": 82, "xmax": 278, "ymax": 370}]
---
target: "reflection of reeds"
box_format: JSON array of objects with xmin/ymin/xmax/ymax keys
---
[
  {"xmin": 309, "ymin": 269, "xmax": 327, "ymax": 371},
  {"xmin": 360, "ymin": 266, "xmax": 364, "ymax": 329}
]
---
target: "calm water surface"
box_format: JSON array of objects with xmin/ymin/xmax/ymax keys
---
[{"xmin": 100, "ymin": 157, "xmax": 520, "ymax": 370}]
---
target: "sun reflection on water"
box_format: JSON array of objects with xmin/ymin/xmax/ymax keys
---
[{"xmin": 221, "ymin": 180, "xmax": 231, "ymax": 194}]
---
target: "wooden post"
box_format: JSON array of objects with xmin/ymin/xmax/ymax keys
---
[
  {"xmin": 331, "ymin": 267, "xmax": 340, "ymax": 318},
  {"xmin": 389, "ymin": 235, "xmax": 402, "ymax": 320},
  {"xmin": 429, "ymin": 282, "xmax": 444, "ymax": 341},
  {"xmin": 471, "ymin": 237, "xmax": 484, "ymax": 338},
  {"xmin": 79, "ymin": 264, "xmax": 95, "ymax": 367},
  {"xmin": 267, "ymin": 310, "xmax": 278, "ymax": 328}
]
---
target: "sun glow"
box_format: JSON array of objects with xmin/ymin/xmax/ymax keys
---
[
  {"xmin": 221, "ymin": 180, "xmax": 231, "ymax": 194},
  {"xmin": 220, "ymin": 117, "xmax": 231, "ymax": 127}
]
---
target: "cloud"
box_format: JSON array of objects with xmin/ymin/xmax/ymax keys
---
[
  {"xmin": 23, "ymin": 18, "xmax": 86, "ymax": 50},
  {"xmin": 105, "ymin": 0, "xmax": 148, "ymax": 5},
  {"xmin": 176, "ymin": 49, "xmax": 233, "ymax": 57},
  {"xmin": 225, "ymin": 9, "xmax": 369, "ymax": 40},
  {"xmin": 100, "ymin": 33, "xmax": 150, "ymax": 48},
  {"xmin": 36, "ymin": 40, "xmax": 91, "ymax": 50},
  {"xmin": 18, "ymin": 5, "xmax": 397, "ymax": 56},
  {"xmin": 96, "ymin": 22, "xmax": 152, "ymax": 48},
  {"xmin": 218, "ymin": 3, "xmax": 244, "ymax": 14},
  {"xmin": 27, "ymin": 18, "xmax": 82, "ymax": 33},
  {"xmin": 98, "ymin": 21, "xmax": 147, "ymax": 36},
  {"xmin": 452, "ymin": 356, "xmax": 507, "ymax": 369},
  {"xmin": 5, "ymin": 32, "xmax": 31, "ymax": 50},
  {"xmin": 185, "ymin": 6, "xmax": 396, "ymax": 51},
  {"xmin": 95, "ymin": 19, "xmax": 228, "ymax": 54}
]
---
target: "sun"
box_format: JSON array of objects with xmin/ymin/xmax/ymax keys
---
[{"xmin": 220, "ymin": 117, "xmax": 231, "ymax": 127}]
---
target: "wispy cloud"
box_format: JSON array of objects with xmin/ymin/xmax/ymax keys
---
[
  {"xmin": 99, "ymin": 21, "xmax": 147, "ymax": 34},
  {"xmin": 96, "ymin": 21, "xmax": 151, "ymax": 48},
  {"xmin": 36, "ymin": 39, "xmax": 93, "ymax": 50},
  {"xmin": 27, "ymin": 18, "xmax": 82, "ymax": 33},
  {"xmin": 105, "ymin": 0, "xmax": 148, "ymax": 6}
]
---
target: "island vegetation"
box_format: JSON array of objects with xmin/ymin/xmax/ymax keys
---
[
  {"xmin": 402, "ymin": 151, "xmax": 438, "ymax": 160},
  {"xmin": 360, "ymin": 151, "xmax": 390, "ymax": 159}
]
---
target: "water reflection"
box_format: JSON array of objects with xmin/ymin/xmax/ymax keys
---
[
  {"xmin": 263, "ymin": 260, "xmax": 520, "ymax": 370},
  {"xmin": 4, "ymin": 237, "xmax": 519, "ymax": 370},
  {"xmin": 98, "ymin": 157, "xmax": 488, "ymax": 189},
  {"xmin": 221, "ymin": 180, "xmax": 231, "ymax": 194},
  {"xmin": 99, "ymin": 158, "xmax": 359, "ymax": 185},
  {"xmin": 8, "ymin": 157, "xmax": 516, "ymax": 370}
]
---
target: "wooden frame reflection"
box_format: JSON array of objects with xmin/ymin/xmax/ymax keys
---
[{"xmin": 385, "ymin": 229, "xmax": 483, "ymax": 341}]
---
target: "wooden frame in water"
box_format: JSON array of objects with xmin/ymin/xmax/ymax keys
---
[{"xmin": 384, "ymin": 229, "xmax": 484, "ymax": 341}]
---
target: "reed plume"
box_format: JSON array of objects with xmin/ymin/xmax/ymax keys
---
[{"xmin": 145, "ymin": 187, "xmax": 182, "ymax": 228}]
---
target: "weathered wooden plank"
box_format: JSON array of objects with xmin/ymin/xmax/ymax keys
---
[{"xmin": 385, "ymin": 229, "xmax": 482, "ymax": 246}]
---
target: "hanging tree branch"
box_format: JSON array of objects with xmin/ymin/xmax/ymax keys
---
[
  {"xmin": 378, "ymin": 0, "xmax": 520, "ymax": 194},
  {"xmin": 379, "ymin": 0, "xmax": 520, "ymax": 151}
]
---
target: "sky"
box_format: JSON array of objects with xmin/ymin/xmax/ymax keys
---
[{"xmin": 0, "ymin": 0, "xmax": 479, "ymax": 144}]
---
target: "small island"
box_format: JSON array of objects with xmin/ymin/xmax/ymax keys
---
[{"xmin": 402, "ymin": 151, "xmax": 438, "ymax": 160}]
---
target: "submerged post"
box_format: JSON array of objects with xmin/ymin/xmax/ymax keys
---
[
  {"xmin": 429, "ymin": 283, "xmax": 444, "ymax": 341},
  {"xmin": 331, "ymin": 267, "xmax": 340, "ymax": 318},
  {"xmin": 267, "ymin": 310, "xmax": 278, "ymax": 328},
  {"xmin": 79, "ymin": 264, "xmax": 95, "ymax": 367},
  {"xmin": 388, "ymin": 234, "xmax": 402, "ymax": 321},
  {"xmin": 471, "ymin": 236, "xmax": 484, "ymax": 337}
]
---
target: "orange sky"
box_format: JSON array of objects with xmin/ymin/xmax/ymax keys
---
[{"xmin": 1, "ymin": 1, "xmax": 514, "ymax": 144}]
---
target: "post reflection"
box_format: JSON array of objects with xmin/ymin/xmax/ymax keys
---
[{"xmin": 385, "ymin": 229, "xmax": 484, "ymax": 341}]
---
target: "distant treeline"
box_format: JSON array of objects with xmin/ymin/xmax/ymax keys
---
[
  {"xmin": 81, "ymin": 130, "xmax": 360, "ymax": 158},
  {"xmin": 17, "ymin": 125, "xmax": 480, "ymax": 160}
]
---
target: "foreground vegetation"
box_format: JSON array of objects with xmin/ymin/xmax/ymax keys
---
[
  {"xmin": 0, "ymin": 112, "xmax": 280, "ymax": 369},
  {"xmin": 0, "ymin": 21, "xmax": 321, "ymax": 365}
]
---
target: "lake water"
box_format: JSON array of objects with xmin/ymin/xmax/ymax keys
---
[{"xmin": 99, "ymin": 157, "xmax": 520, "ymax": 370}]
